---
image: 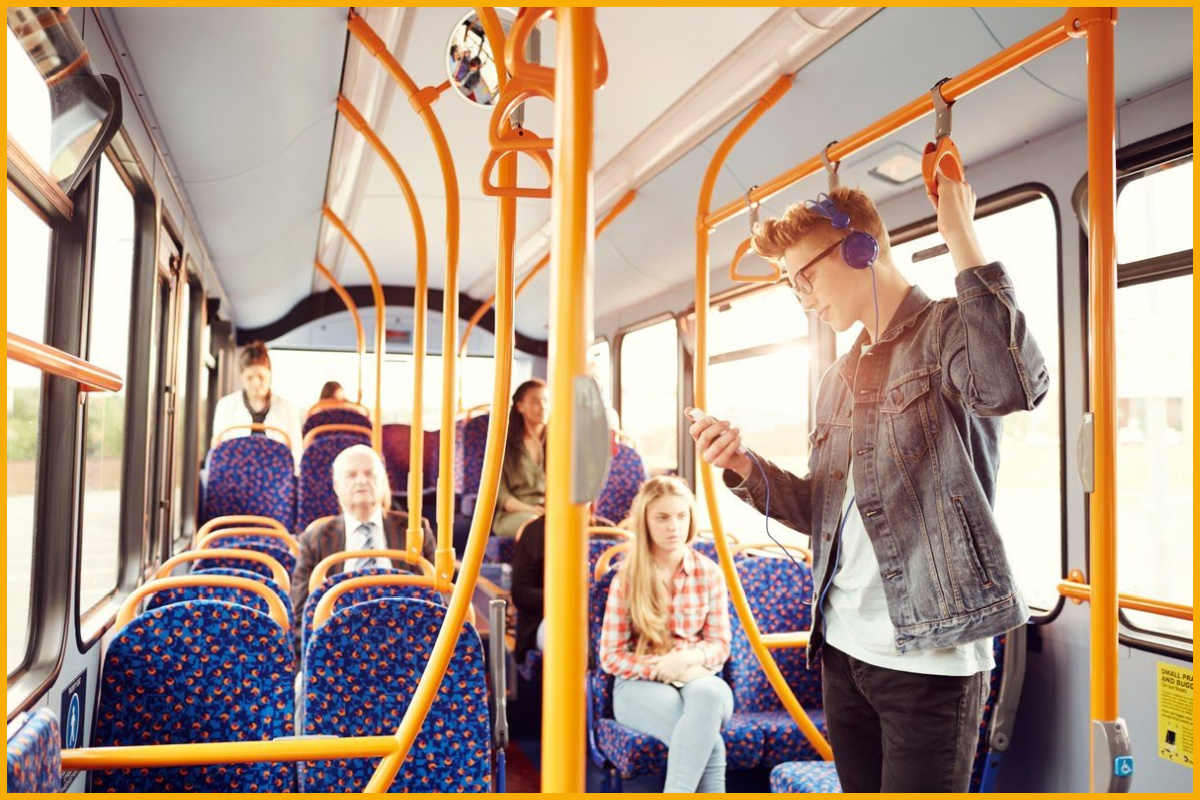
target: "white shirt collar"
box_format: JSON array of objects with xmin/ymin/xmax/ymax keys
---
[{"xmin": 343, "ymin": 507, "xmax": 385, "ymax": 542}]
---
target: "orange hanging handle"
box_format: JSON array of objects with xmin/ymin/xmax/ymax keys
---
[
  {"xmin": 922, "ymin": 78, "xmax": 966, "ymax": 199},
  {"xmin": 481, "ymin": 140, "xmax": 554, "ymax": 198},
  {"xmin": 308, "ymin": 549, "xmax": 437, "ymax": 591},
  {"xmin": 116, "ymin": 575, "xmax": 291, "ymax": 633},
  {"xmin": 487, "ymin": 77, "xmax": 556, "ymax": 153},
  {"xmin": 729, "ymin": 187, "xmax": 782, "ymax": 284},
  {"xmin": 504, "ymin": 7, "xmax": 607, "ymax": 89}
]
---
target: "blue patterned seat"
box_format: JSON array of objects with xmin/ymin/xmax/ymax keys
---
[
  {"xmin": 203, "ymin": 437, "xmax": 296, "ymax": 530},
  {"xmin": 587, "ymin": 569, "xmax": 763, "ymax": 781},
  {"xmin": 727, "ymin": 554, "xmax": 826, "ymax": 767},
  {"xmin": 6, "ymin": 708, "xmax": 60, "ymax": 793},
  {"xmin": 300, "ymin": 567, "xmax": 447, "ymax": 657},
  {"xmin": 197, "ymin": 533, "xmax": 297, "ymax": 576},
  {"xmin": 147, "ymin": 567, "xmax": 295, "ymax": 628},
  {"xmin": 92, "ymin": 601, "xmax": 295, "ymax": 792},
  {"xmin": 300, "ymin": 598, "xmax": 492, "ymax": 792},
  {"xmin": 303, "ymin": 407, "xmax": 371, "ymax": 436},
  {"xmin": 485, "ymin": 536, "xmax": 518, "ymax": 564},
  {"xmin": 297, "ymin": 430, "xmax": 372, "ymax": 531},
  {"xmin": 382, "ymin": 424, "xmax": 412, "ymax": 495},
  {"xmin": 769, "ymin": 634, "xmax": 1012, "ymax": 793},
  {"xmin": 421, "ymin": 429, "xmax": 441, "ymax": 494},
  {"xmin": 456, "ymin": 414, "xmax": 490, "ymax": 497},
  {"xmin": 595, "ymin": 443, "xmax": 646, "ymax": 524}
]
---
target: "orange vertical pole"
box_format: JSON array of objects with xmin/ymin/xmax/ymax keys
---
[
  {"xmin": 313, "ymin": 260, "xmax": 365, "ymax": 405},
  {"xmin": 322, "ymin": 206, "xmax": 384, "ymax": 454},
  {"xmin": 360, "ymin": 132, "xmax": 518, "ymax": 800},
  {"xmin": 694, "ymin": 76, "xmax": 833, "ymax": 761},
  {"xmin": 542, "ymin": 8, "xmax": 595, "ymax": 793},
  {"xmin": 336, "ymin": 94, "xmax": 430, "ymax": 559},
  {"xmin": 348, "ymin": 10, "xmax": 459, "ymax": 587},
  {"xmin": 1080, "ymin": 7, "xmax": 1122, "ymax": 791}
]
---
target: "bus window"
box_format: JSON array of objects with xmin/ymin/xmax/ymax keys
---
[
  {"xmin": 80, "ymin": 156, "xmax": 137, "ymax": 614},
  {"xmin": 1117, "ymin": 158, "xmax": 1192, "ymax": 264},
  {"xmin": 1115, "ymin": 157, "xmax": 1192, "ymax": 643},
  {"xmin": 619, "ymin": 318, "xmax": 679, "ymax": 474},
  {"xmin": 859, "ymin": 194, "xmax": 1064, "ymax": 612},
  {"xmin": 170, "ymin": 281, "xmax": 192, "ymax": 547},
  {"xmin": 6, "ymin": 188, "xmax": 53, "ymax": 675},
  {"xmin": 694, "ymin": 286, "xmax": 811, "ymax": 541},
  {"xmin": 5, "ymin": 25, "xmax": 51, "ymax": 176}
]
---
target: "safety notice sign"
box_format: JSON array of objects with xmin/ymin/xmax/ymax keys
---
[{"xmin": 1158, "ymin": 663, "xmax": 1193, "ymax": 768}]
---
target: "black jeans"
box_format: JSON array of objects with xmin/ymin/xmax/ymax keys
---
[{"xmin": 820, "ymin": 644, "xmax": 988, "ymax": 792}]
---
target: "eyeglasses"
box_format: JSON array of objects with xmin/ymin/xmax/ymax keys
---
[{"xmin": 784, "ymin": 236, "xmax": 845, "ymax": 299}]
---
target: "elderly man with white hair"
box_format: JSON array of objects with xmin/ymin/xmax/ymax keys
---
[{"xmin": 290, "ymin": 444, "xmax": 435, "ymax": 649}]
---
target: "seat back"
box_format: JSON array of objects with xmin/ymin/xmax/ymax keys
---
[
  {"xmin": 587, "ymin": 569, "xmax": 619, "ymax": 724},
  {"xmin": 971, "ymin": 633, "xmax": 1012, "ymax": 792},
  {"xmin": 726, "ymin": 554, "xmax": 821, "ymax": 712},
  {"xmin": 595, "ymin": 442, "xmax": 646, "ymax": 524},
  {"xmin": 304, "ymin": 407, "xmax": 371, "ymax": 436},
  {"xmin": 301, "ymin": 567, "xmax": 446, "ymax": 655},
  {"xmin": 92, "ymin": 601, "xmax": 295, "ymax": 792},
  {"xmin": 149, "ymin": 567, "xmax": 294, "ymax": 627},
  {"xmin": 301, "ymin": 598, "xmax": 491, "ymax": 792},
  {"xmin": 202, "ymin": 436, "xmax": 296, "ymax": 529},
  {"xmin": 297, "ymin": 430, "xmax": 372, "ymax": 531},
  {"xmin": 421, "ymin": 429, "xmax": 440, "ymax": 492},
  {"xmin": 456, "ymin": 414, "xmax": 490, "ymax": 495},
  {"xmin": 381, "ymin": 424, "xmax": 412, "ymax": 494},
  {"xmin": 189, "ymin": 552, "xmax": 285, "ymax": 583},
  {"xmin": 198, "ymin": 534, "xmax": 297, "ymax": 576},
  {"xmin": 6, "ymin": 709, "xmax": 60, "ymax": 793}
]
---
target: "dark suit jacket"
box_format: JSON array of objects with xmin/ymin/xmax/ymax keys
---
[{"xmin": 290, "ymin": 510, "xmax": 436, "ymax": 649}]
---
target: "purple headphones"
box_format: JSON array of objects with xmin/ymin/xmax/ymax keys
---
[{"xmin": 804, "ymin": 193, "xmax": 879, "ymax": 270}]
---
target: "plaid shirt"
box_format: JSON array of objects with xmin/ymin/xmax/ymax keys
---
[{"xmin": 599, "ymin": 548, "xmax": 732, "ymax": 680}]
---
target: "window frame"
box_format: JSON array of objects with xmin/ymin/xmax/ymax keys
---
[
  {"xmin": 1108, "ymin": 131, "xmax": 1193, "ymax": 656},
  {"xmin": 614, "ymin": 313, "xmax": 682, "ymax": 474},
  {"xmin": 888, "ymin": 183, "xmax": 1068, "ymax": 621},
  {"xmin": 75, "ymin": 150, "xmax": 154, "ymax": 646},
  {"xmin": 172, "ymin": 271, "xmax": 205, "ymax": 553}
]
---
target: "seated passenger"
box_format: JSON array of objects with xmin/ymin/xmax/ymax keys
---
[
  {"xmin": 318, "ymin": 380, "xmax": 346, "ymax": 403},
  {"xmin": 493, "ymin": 379, "xmax": 548, "ymax": 539},
  {"xmin": 599, "ymin": 476, "xmax": 733, "ymax": 793},
  {"xmin": 290, "ymin": 444, "xmax": 435, "ymax": 645},
  {"xmin": 210, "ymin": 340, "xmax": 303, "ymax": 466},
  {"xmin": 511, "ymin": 504, "xmax": 602, "ymax": 666}
]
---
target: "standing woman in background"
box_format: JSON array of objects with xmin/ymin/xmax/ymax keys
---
[{"xmin": 210, "ymin": 341, "xmax": 303, "ymax": 468}]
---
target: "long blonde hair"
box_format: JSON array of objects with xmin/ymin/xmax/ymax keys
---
[{"xmin": 618, "ymin": 476, "xmax": 698, "ymax": 658}]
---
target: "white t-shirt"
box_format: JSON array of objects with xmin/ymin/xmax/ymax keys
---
[
  {"xmin": 822, "ymin": 460, "xmax": 995, "ymax": 677},
  {"xmin": 210, "ymin": 391, "xmax": 303, "ymax": 469}
]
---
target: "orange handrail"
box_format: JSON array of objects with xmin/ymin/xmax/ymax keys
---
[
  {"xmin": 313, "ymin": 260, "xmax": 366, "ymax": 404},
  {"xmin": 348, "ymin": 8, "xmax": 460, "ymax": 590},
  {"xmin": 593, "ymin": 542, "xmax": 631, "ymax": 580},
  {"xmin": 703, "ymin": 14, "xmax": 1075, "ymax": 230},
  {"xmin": 503, "ymin": 6, "xmax": 608, "ymax": 90},
  {"xmin": 473, "ymin": 7, "xmax": 508, "ymax": 93},
  {"xmin": 458, "ymin": 190, "xmax": 636, "ymax": 361},
  {"xmin": 311, "ymin": 573, "xmax": 475, "ymax": 630},
  {"xmin": 306, "ymin": 398, "xmax": 371, "ymax": 419},
  {"xmin": 1058, "ymin": 580, "xmax": 1191, "ymax": 622},
  {"xmin": 542, "ymin": 12, "xmax": 598, "ymax": 791},
  {"xmin": 588, "ymin": 526, "xmax": 632, "ymax": 541},
  {"xmin": 731, "ymin": 540, "xmax": 814, "ymax": 564},
  {"xmin": 155, "ymin": 548, "xmax": 291, "ymax": 593},
  {"xmin": 308, "ymin": 550, "xmax": 436, "ymax": 591},
  {"xmin": 481, "ymin": 134, "xmax": 554, "ymax": 198},
  {"xmin": 335, "ymin": 93, "xmax": 431, "ymax": 561},
  {"xmin": 196, "ymin": 527, "xmax": 300, "ymax": 557},
  {"xmin": 322, "ymin": 206, "xmax": 384, "ymax": 454},
  {"xmin": 693, "ymin": 72, "xmax": 833, "ymax": 762},
  {"xmin": 115, "ymin": 575, "xmax": 290, "ymax": 633},
  {"xmin": 762, "ymin": 632, "xmax": 811, "ymax": 650},
  {"xmin": 7, "ymin": 331, "xmax": 122, "ymax": 392},
  {"xmin": 196, "ymin": 515, "xmax": 289, "ymax": 540},
  {"xmin": 62, "ymin": 736, "xmax": 400, "ymax": 771},
  {"xmin": 302, "ymin": 422, "xmax": 374, "ymax": 450},
  {"xmin": 213, "ymin": 423, "xmax": 293, "ymax": 451}
]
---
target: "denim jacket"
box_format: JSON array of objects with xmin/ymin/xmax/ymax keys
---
[{"xmin": 725, "ymin": 263, "xmax": 1050, "ymax": 662}]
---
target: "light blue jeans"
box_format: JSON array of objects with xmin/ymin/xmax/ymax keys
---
[{"xmin": 612, "ymin": 675, "xmax": 734, "ymax": 792}]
